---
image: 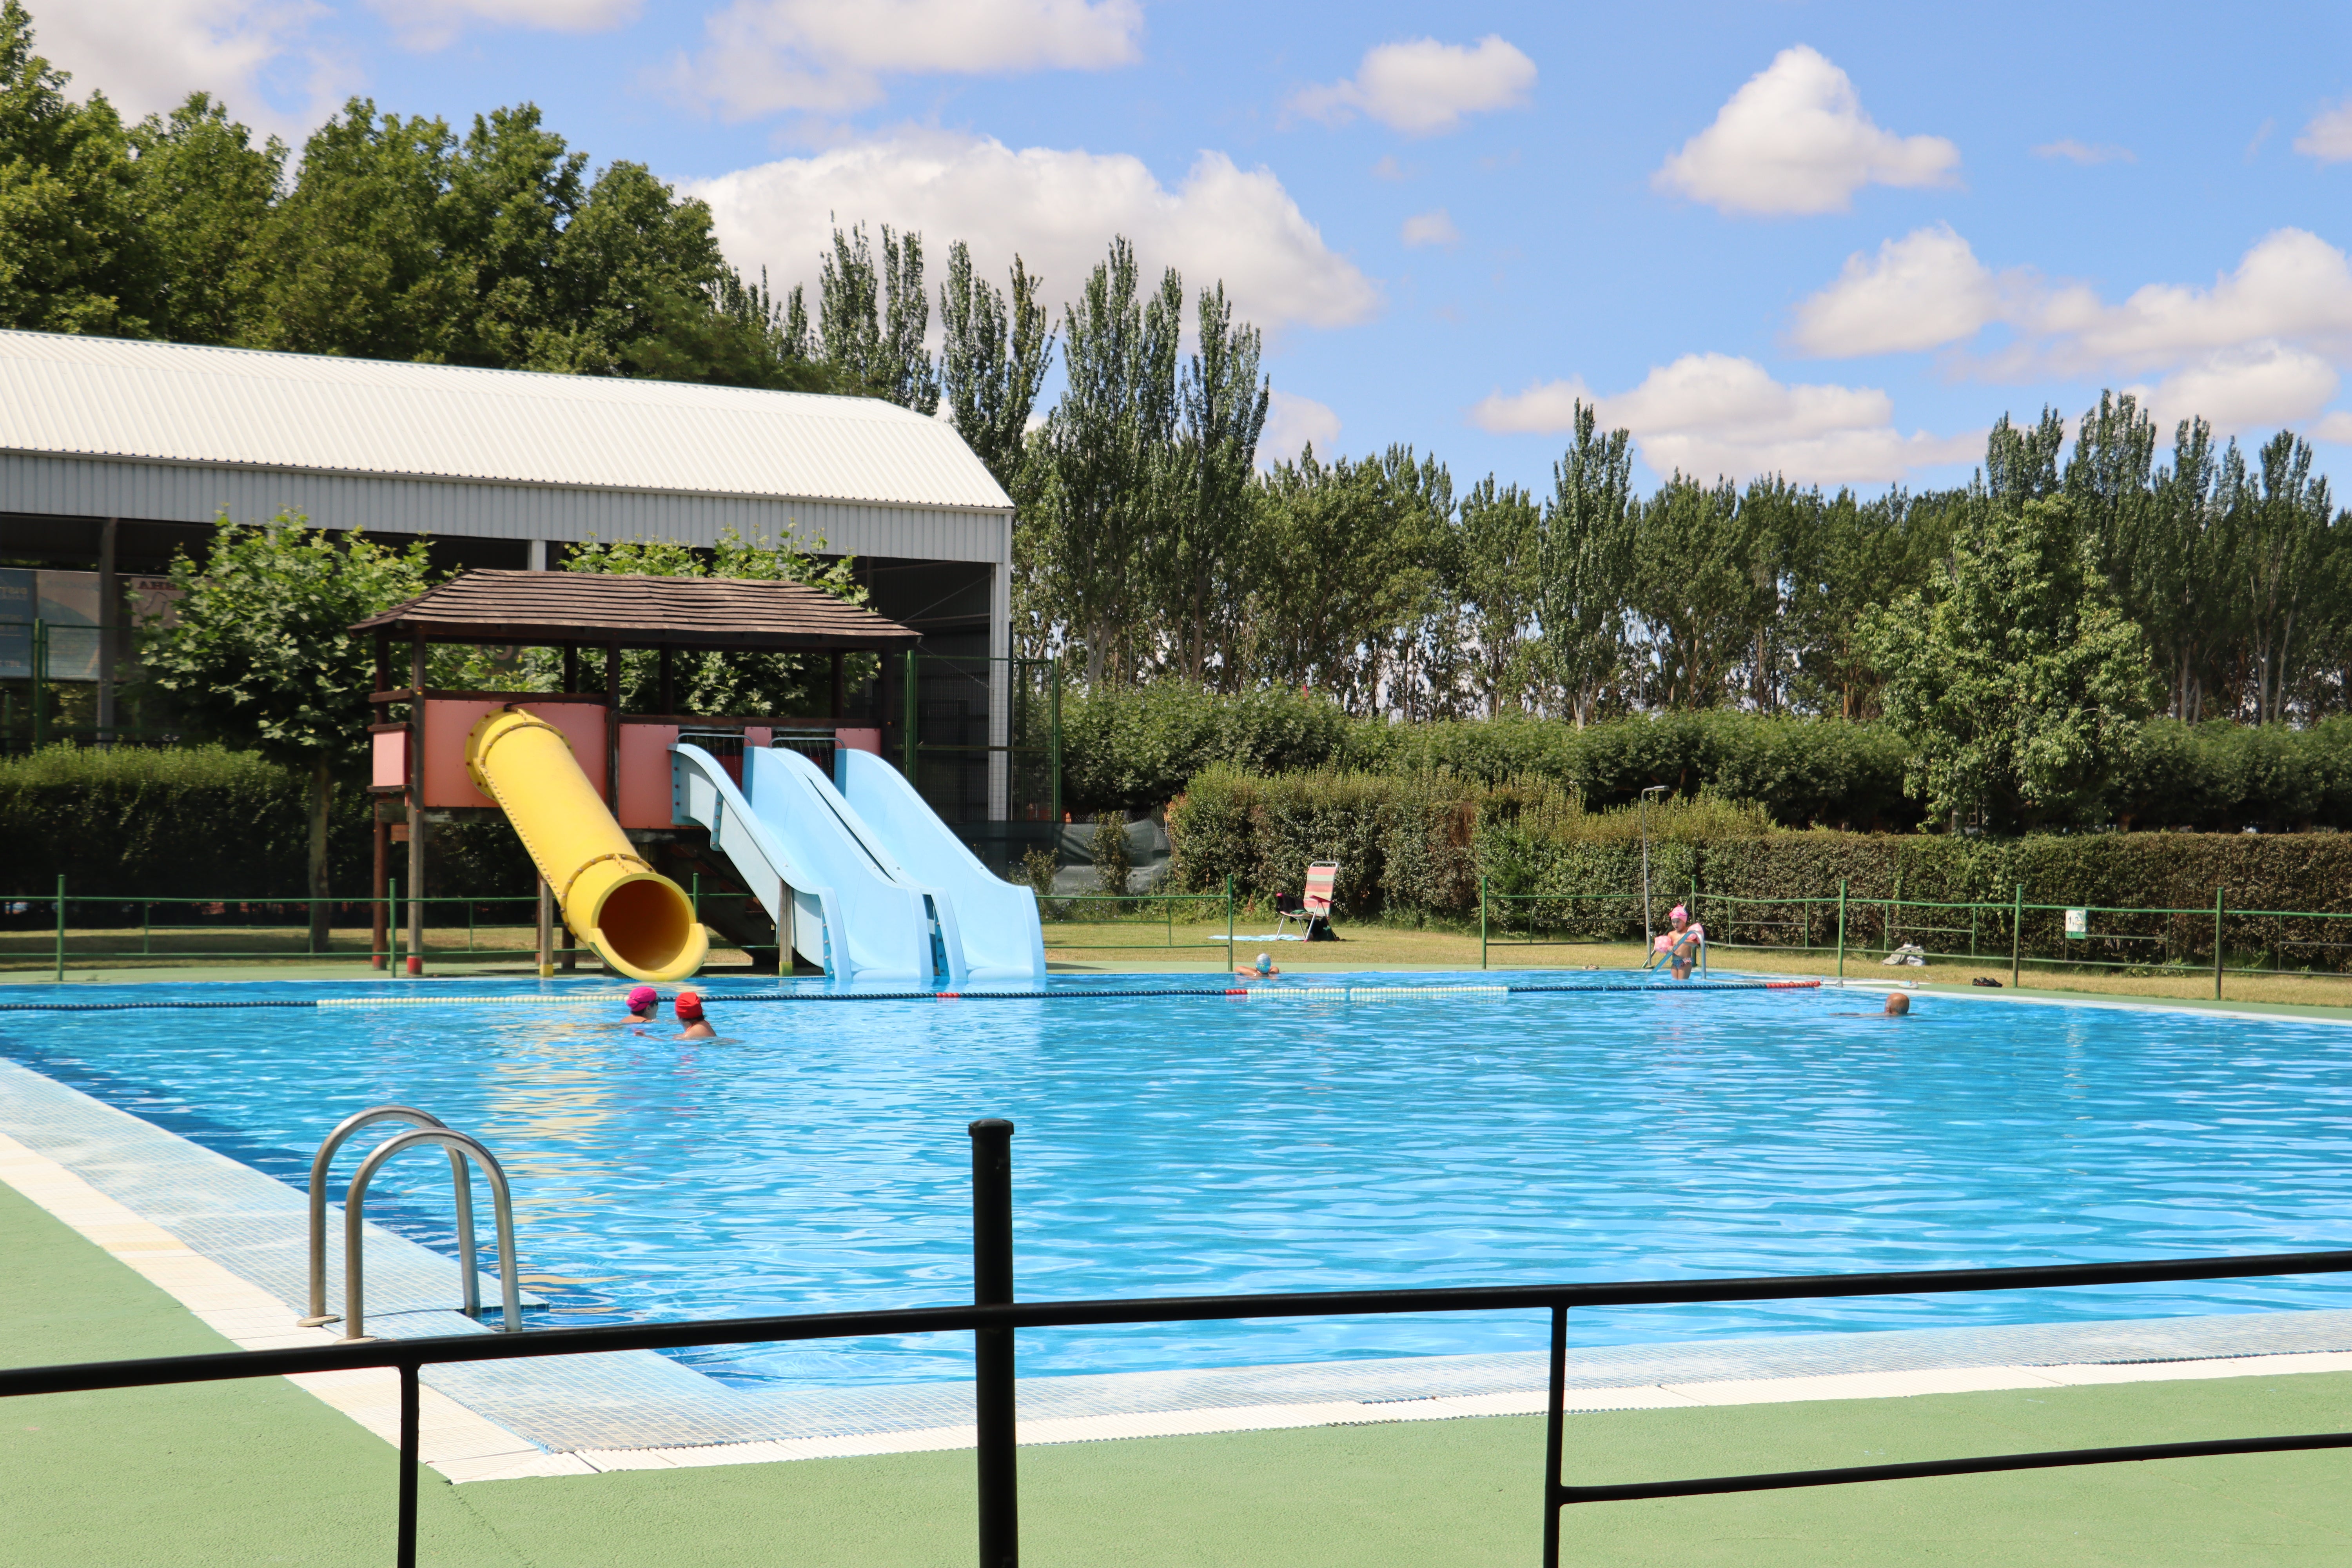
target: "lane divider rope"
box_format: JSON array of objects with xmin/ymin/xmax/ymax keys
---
[{"xmin": 0, "ymin": 978, "xmax": 1818, "ymax": 1013}]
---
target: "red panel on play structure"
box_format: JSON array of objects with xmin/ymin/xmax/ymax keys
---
[
  {"xmin": 616, "ymin": 722, "xmax": 679, "ymax": 828},
  {"xmin": 417, "ymin": 699, "xmax": 608, "ymax": 808}
]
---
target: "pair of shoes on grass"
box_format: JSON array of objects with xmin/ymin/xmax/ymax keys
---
[{"xmin": 1881, "ymin": 942, "xmax": 1927, "ymax": 967}]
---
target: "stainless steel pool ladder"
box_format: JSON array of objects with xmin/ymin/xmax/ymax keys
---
[{"xmin": 298, "ymin": 1105, "xmax": 524, "ymax": 1342}]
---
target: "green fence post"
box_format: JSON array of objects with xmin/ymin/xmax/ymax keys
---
[
  {"xmin": 1836, "ymin": 878, "xmax": 1846, "ymax": 980},
  {"xmin": 2011, "ymin": 884, "xmax": 2024, "ymax": 989},
  {"xmin": 1480, "ymin": 875, "xmax": 1489, "ymax": 971},
  {"xmin": 53, "ymin": 873, "xmax": 65, "ymax": 982},
  {"xmin": 2214, "ymin": 885, "xmax": 2225, "ymax": 1002},
  {"xmin": 1225, "ymin": 874, "xmax": 1235, "ymax": 970},
  {"xmin": 389, "ymin": 877, "xmax": 400, "ymax": 974},
  {"xmin": 142, "ymin": 902, "xmax": 150, "ymax": 957}
]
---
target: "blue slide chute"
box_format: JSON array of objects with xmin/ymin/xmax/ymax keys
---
[
  {"xmin": 669, "ymin": 742, "xmax": 944, "ymax": 983},
  {"xmin": 836, "ymin": 748, "xmax": 1047, "ymax": 982}
]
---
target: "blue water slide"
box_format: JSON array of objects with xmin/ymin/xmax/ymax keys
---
[
  {"xmin": 668, "ymin": 743, "xmax": 940, "ymax": 983},
  {"xmin": 836, "ymin": 747, "xmax": 1047, "ymax": 982}
]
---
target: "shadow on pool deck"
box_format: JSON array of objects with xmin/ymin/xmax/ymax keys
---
[{"xmin": 5, "ymin": 1178, "xmax": 2352, "ymax": 1566}]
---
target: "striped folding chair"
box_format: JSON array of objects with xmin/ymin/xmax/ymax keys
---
[{"xmin": 1276, "ymin": 862, "xmax": 1342, "ymax": 940}]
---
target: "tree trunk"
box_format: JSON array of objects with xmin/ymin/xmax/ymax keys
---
[{"xmin": 309, "ymin": 757, "xmax": 333, "ymax": 954}]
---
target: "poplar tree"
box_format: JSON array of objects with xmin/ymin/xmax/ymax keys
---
[
  {"xmin": 1531, "ymin": 403, "xmax": 1636, "ymax": 727},
  {"xmin": 938, "ymin": 240, "xmax": 1053, "ymax": 495}
]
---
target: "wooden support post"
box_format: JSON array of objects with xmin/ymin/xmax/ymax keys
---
[
  {"xmin": 406, "ymin": 632, "xmax": 426, "ymax": 976},
  {"xmin": 562, "ymin": 642, "xmax": 578, "ymax": 694},
  {"xmin": 830, "ymin": 650, "xmax": 846, "ymax": 722},
  {"xmin": 537, "ymin": 876, "xmax": 555, "ymax": 979},
  {"xmin": 657, "ymin": 644, "xmax": 675, "ymax": 717},
  {"xmin": 372, "ymin": 813, "xmax": 390, "ymax": 969},
  {"xmin": 605, "ymin": 640, "xmax": 622, "ymax": 807}
]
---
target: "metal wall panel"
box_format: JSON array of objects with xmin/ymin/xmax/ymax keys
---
[{"xmin": 0, "ymin": 454, "xmax": 1010, "ymax": 564}]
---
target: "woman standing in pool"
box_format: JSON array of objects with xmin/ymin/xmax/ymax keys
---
[{"xmin": 1648, "ymin": 906, "xmax": 1704, "ymax": 980}]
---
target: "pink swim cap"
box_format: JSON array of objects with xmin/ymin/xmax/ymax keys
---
[
  {"xmin": 626, "ymin": 985, "xmax": 658, "ymax": 1011},
  {"xmin": 1669, "ymin": 905, "xmax": 1688, "ymax": 923}
]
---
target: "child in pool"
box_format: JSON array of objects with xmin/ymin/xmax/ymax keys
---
[{"xmin": 1649, "ymin": 906, "xmax": 1704, "ymax": 980}]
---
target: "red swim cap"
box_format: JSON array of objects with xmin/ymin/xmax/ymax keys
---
[{"xmin": 674, "ymin": 991, "xmax": 705, "ymax": 1021}]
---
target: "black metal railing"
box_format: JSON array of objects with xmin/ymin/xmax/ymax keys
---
[{"xmin": 4, "ymin": 1119, "xmax": 2350, "ymax": 1568}]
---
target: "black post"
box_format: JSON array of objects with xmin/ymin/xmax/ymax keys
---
[
  {"xmin": 970, "ymin": 1118, "xmax": 1018, "ymax": 1568},
  {"xmin": 1542, "ymin": 1303, "xmax": 1567, "ymax": 1568},
  {"xmin": 396, "ymin": 1360, "xmax": 420, "ymax": 1568}
]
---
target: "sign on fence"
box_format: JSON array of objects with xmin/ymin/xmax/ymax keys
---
[{"xmin": 2064, "ymin": 908, "xmax": 2089, "ymax": 940}]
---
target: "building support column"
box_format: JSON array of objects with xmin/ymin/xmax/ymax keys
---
[{"xmin": 96, "ymin": 518, "xmax": 118, "ymax": 742}]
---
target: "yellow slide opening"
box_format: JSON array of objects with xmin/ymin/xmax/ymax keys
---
[{"xmin": 465, "ymin": 708, "xmax": 710, "ymax": 982}]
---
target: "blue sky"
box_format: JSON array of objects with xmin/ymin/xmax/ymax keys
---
[{"xmin": 43, "ymin": 0, "xmax": 2352, "ymax": 496}]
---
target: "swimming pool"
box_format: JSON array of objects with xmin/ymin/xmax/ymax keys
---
[{"xmin": 5, "ymin": 974, "xmax": 2351, "ymax": 1389}]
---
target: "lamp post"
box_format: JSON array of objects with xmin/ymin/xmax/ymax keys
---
[{"xmin": 1639, "ymin": 784, "xmax": 1668, "ymax": 948}]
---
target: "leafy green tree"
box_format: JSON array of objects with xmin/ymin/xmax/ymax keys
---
[
  {"xmin": 138, "ymin": 516, "xmax": 437, "ymax": 948},
  {"xmin": 1032, "ymin": 237, "xmax": 1183, "ymax": 684},
  {"xmin": 938, "ymin": 239, "xmax": 1053, "ymax": 495},
  {"xmin": 816, "ymin": 222, "xmax": 936, "ymax": 410},
  {"xmin": 1454, "ymin": 477, "xmax": 1541, "ymax": 713},
  {"xmin": 1867, "ymin": 494, "xmax": 2156, "ymax": 830},
  {"xmin": 126, "ymin": 94, "xmax": 282, "ymax": 345},
  {"xmin": 0, "ymin": 0, "xmax": 155, "ymax": 336},
  {"xmin": 1529, "ymin": 403, "xmax": 1635, "ymax": 726},
  {"xmin": 1160, "ymin": 283, "xmax": 1267, "ymax": 686}
]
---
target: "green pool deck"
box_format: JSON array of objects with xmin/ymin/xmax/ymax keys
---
[{"xmin": 6, "ymin": 1180, "xmax": 2352, "ymax": 1566}]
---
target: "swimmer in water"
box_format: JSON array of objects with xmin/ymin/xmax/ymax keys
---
[
  {"xmin": 1235, "ymin": 952, "xmax": 1279, "ymax": 980},
  {"xmin": 622, "ymin": 985, "xmax": 659, "ymax": 1025},
  {"xmin": 1831, "ymin": 991, "xmax": 1915, "ymax": 1017},
  {"xmin": 674, "ymin": 989, "xmax": 717, "ymax": 1040}
]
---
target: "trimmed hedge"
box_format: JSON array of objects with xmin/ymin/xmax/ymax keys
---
[
  {"xmin": 1065, "ymin": 684, "xmax": 2352, "ymax": 833},
  {"xmin": 0, "ymin": 745, "xmax": 532, "ymax": 903},
  {"xmin": 1167, "ymin": 766, "xmax": 2352, "ymax": 967}
]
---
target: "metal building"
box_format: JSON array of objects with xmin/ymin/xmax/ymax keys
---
[{"xmin": 0, "ymin": 329, "xmax": 1031, "ymax": 819}]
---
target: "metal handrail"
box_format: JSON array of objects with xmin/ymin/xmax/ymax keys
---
[
  {"xmin": 341, "ymin": 1128, "xmax": 524, "ymax": 1341},
  {"xmin": 300, "ymin": 1107, "xmax": 477, "ymax": 1328}
]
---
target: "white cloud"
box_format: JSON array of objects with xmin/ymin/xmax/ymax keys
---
[
  {"xmin": 2127, "ymin": 345, "xmax": 2342, "ymax": 436},
  {"xmin": 35, "ymin": 0, "xmax": 351, "ymax": 136},
  {"xmin": 2031, "ymin": 228, "xmax": 2352, "ymax": 374},
  {"xmin": 2294, "ymin": 100, "xmax": 2352, "ymax": 164},
  {"xmin": 1653, "ymin": 45, "xmax": 1960, "ymax": 216},
  {"xmin": 1290, "ymin": 36, "xmax": 1535, "ymax": 137},
  {"xmin": 690, "ymin": 129, "xmax": 1381, "ymax": 336},
  {"xmin": 1793, "ymin": 224, "xmax": 2352, "ymax": 436},
  {"xmin": 370, "ymin": 0, "xmax": 637, "ymax": 51},
  {"xmin": 1260, "ymin": 390, "xmax": 1342, "ymax": 465},
  {"xmin": 1470, "ymin": 354, "xmax": 1976, "ymax": 485},
  {"xmin": 674, "ymin": 0, "xmax": 1142, "ymax": 120},
  {"xmin": 1790, "ymin": 224, "xmax": 2012, "ymax": 356},
  {"xmin": 2033, "ymin": 138, "xmax": 2134, "ymax": 165},
  {"xmin": 1399, "ymin": 208, "xmax": 1459, "ymax": 249},
  {"xmin": 2315, "ymin": 411, "xmax": 2352, "ymax": 444}
]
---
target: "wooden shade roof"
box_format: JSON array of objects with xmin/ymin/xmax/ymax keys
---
[{"xmin": 350, "ymin": 569, "xmax": 922, "ymax": 652}]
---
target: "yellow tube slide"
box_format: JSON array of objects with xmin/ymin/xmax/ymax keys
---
[{"xmin": 465, "ymin": 708, "xmax": 709, "ymax": 982}]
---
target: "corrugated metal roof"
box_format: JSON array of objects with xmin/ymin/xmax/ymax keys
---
[
  {"xmin": 0, "ymin": 331, "xmax": 1013, "ymax": 513},
  {"xmin": 352, "ymin": 569, "xmax": 924, "ymax": 650}
]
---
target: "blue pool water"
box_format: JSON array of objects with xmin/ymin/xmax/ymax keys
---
[{"xmin": 5, "ymin": 974, "xmax": 2352, "ymax": 1389}]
